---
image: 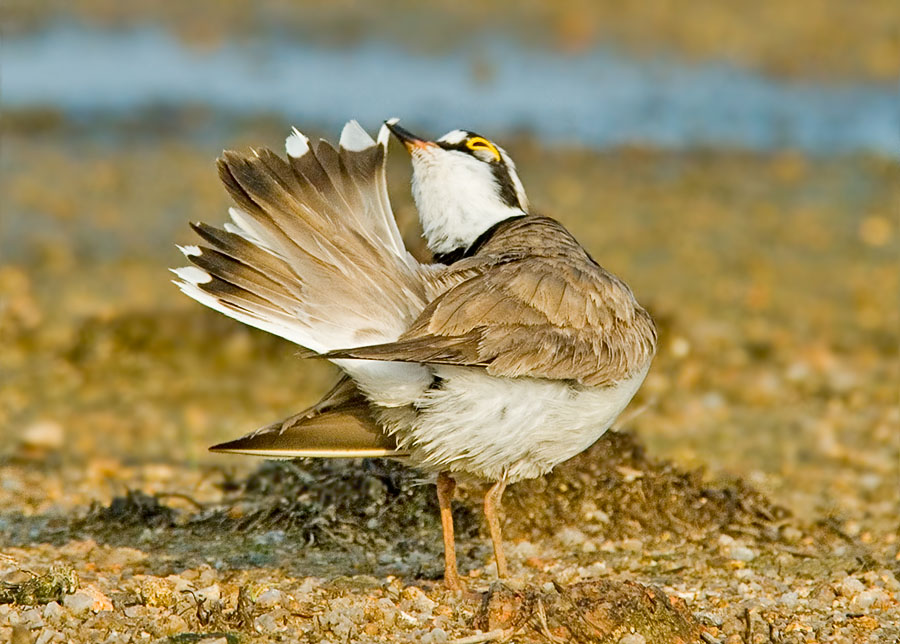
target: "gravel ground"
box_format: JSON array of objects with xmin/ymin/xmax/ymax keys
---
[{"xmin": 1, "ymin": 119, "xmax": 897, "ymax": 642}]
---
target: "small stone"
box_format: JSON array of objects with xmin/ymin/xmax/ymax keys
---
[
  {"xmin": 255, "ymin": 611, "xmax": 279, "ymax": 633},
  {"xmin": 880, "ymin": 570, "xmax": 900, "ymax": 592},
  {"xmin": 508, "ymin": 541, "xmax": 539, "ymax": 559},
  {"xmin": 196, "ymin": 583, "xmax": 220, "ymax": 602},
  {"xmin": 256, "ymin": 588, "xmax": 283, "ymax": 607},
  {"xmin": 670, "ymin": 336, "xmax": 690, "ymax": 357},
  {"xmin": 780, "ymin": 526, "xmax": 803, "ymax": 543},
  {"xmin": 618, "ymin": 634, "xmax": 646, "ymax": 644},
  {"xmin": 63, "ymin": 585, "xmax": 111, "ymax": 615},
  {"xmin": 163, "ymin": 614, "xmax": 189, "ymax": 635},
  {"xmin": 165, "ymin": 574, "xmax": 193, "ymax": 594},
  {"xmin": 397, "ymin": 610, "xmax": 418, "ymax": 626},
  {"xmin": 728, "ymin": 545, "xmax": 756, "ymax": 562},
  {"xmin": 839, "ymin": 576, "xmax": 865, "ymax": 598},
  {"xmin": 621, "ymin": 538, "xmax": 643, "ymax": 552},
  {"xmin": 252, "ymin": 530, "xmax": 286, "ymax": 546},
  {"xmin": 42, "ymin": 601, "xmax": 63, "ymax": 621},
  {"xmin": 35, "ymin": 629, "xmax": 61, "ymax": 644},
  {"xmin": 374, "ymin": 597, "xmax": 397, "ymax": 626},
  {"xmin": 64, "ymin": 592, "xmax": 94, "ymax": 616},
  {"xmin": 558, "ymin": 527, "xmax": 588, "ymax": 547},
  {"xmin": 401, "ymin": 586, "xmax": 436, "ymax": 614},
  {"xmin": 20, "ymin": 420, "xmax": 64, "ymax": 450},
  {"xmin": 426, "ymin": 627, "xmax": 449, "ymax": 643},
  {"xmin": 297, "ymin": 577, "xmax": 320, "ymax": 594},
  {"xmin": 102, "ymin": 547, "xmax": 147, "ymax": 568},
  {"xmin": 20, "ymin": 607, "xmax": 43, "ymax": 628},
  {"xmin": 853, "ymin": 589, "xmax": 886, "ymax": 610},
  {"xmin": 779, "ymin": 591, "xmax": 799, "ymax": 610}
]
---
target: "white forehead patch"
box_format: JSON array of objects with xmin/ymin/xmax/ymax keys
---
[{"xmin": 438, "ymin": 129, "xmax": 468, "ymax": 145}]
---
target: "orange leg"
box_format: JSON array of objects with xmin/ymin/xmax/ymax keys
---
[
  {"xmin": 436, "ymin": 471, "xmax": 462, "ymax": 590},
  {"xmin": 483, "ymin": 479, "xmax": 508, "ymax": 578}
]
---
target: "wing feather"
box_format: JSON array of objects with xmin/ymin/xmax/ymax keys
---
[
  {"xmin": 319, "ymin": 216, "xmax": 657, "ymax": 386},
  {"xmin": 210, "ymin": 376, "xmax": 405, "ymax": 458}
]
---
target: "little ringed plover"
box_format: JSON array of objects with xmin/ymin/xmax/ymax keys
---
[{"xmin": 173, "ymin": 119, "xmax": 657, "ymax": 589}]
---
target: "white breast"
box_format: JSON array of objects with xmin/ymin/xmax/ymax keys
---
[{"xmin": 379, "ymin": 364, "xmax": 650, "ymax": 483}]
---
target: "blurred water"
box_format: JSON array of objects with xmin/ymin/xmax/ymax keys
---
[{"xmin": 3, "ymin": 25, "xmax": 898, "ymax": 156}]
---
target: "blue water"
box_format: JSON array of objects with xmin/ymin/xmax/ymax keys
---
[{"xmin": 3, "ymin": 25, "xmax": 898, "ymax": 156}]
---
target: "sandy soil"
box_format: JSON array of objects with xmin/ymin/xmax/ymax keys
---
[{"xmin": 1, "ymin": 119, "xmax": 898, "ymax": 642}]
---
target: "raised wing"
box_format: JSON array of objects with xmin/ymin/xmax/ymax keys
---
[{"xmin": 173, "ymin": 121, "xmax": 427, "ymax": 354}]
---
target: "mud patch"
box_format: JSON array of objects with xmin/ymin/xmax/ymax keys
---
[
  {"xmin": 504, "ymin": 431, "xmax": 788, "ymax": 543},
  {"xmin": 72, "ymin": 431, "xmax": 784, "ymax": 554},
  {"xmin": 478, "ymin": 580, "xmax": 702, "ymax": 643}
]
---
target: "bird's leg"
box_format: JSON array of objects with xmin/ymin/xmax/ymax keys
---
[
  {"xmin": 436, "ymin": 471, "xmax": 462, "ymax": 590},
  {"xmin": 483, "ymin": 479, "xmax": 508, "ymax": 578}
]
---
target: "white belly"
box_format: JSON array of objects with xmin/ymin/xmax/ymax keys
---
[{"xmin": 378, "ymin": 364, "xmax": 650, "ymax": 483}]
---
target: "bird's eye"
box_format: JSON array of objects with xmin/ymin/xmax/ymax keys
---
[{"xmin": 466, "ymin": 137, "xmax": 501, "ymax": 162}]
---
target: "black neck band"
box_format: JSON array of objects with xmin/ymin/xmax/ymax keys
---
[{"xmin": 432, "ymin": 215, "xmax": 526, "ymax": 265}]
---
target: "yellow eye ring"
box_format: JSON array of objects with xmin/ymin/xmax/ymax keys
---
[{"xmin": 466, "ymin": 136, "xmax": 501, "ymax": 161}]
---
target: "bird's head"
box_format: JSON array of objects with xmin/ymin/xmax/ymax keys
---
[{"xmin": 386, "ymin": 120, "xmax": 529, "ymax": 260}]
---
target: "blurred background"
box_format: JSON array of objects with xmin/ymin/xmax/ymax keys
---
[{"xmin": 0, "ymin": 1, "xmax": 898, "ymax": 636}]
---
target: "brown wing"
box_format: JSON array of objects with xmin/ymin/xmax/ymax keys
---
[
  {"xmin": 209, "ymin": 376, "xmax": 405, "ymax": 458},
  {"xmin": 320, "ymin": 217, "xmax": 658, "ymax": 387}
]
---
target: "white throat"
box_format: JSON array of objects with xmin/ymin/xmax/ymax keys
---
[{"xmin": 411, "ymin": 152, "xmax": 526, "ymax": 256}]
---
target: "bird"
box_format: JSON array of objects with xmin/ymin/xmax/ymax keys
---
[{"xmin": 172, "ymin": 119, "xmax": 657, "ymax": 590}]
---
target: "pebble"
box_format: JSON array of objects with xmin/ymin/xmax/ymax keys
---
[
  {"xmin": 166, "ymin": 574, "xmax": 193, "ymax": 594},
  {"xmin": 508, "ymin": 541, "xmax": 539, "ymax": 559},
  {"xmin": 256, "ymin": 588, "xmax": 283, "ymax": 607},
  {"xmin": 63, "ymin": 586, "xmax": 112, "ymax": 615},
  {"xmin": 124, "ymin": 605, "xmax": 145, "ymax": 618},
  {"xmin": 728, "ymin": 545, "xmax": 757, "ymax": 562},
  {"xmin": 880, "ymin": 570, "xmax": 900, "ymax": 592},
  {"xmin": 557, "ymin": 527, "xmax": 588, "ymax": 547},
  {"xmin": 374, "ymin": 597, "xmax": 398, "ymax": 626},
  {"xmin": 401, "ymin": 586, "xmax": 436, "ymax": 615},
  {"xmin": 42, "ymin": 601, "xmax": 63, "ymax": 621},
  {"xmin": 20, "ymin": 607, "xmax": 42, "ymax": 628},
  {"xmin": 20, "ymin": 420, "xmax": 64, "ymax": 450},
  {"xmin": 854, "ymin": 589, "xmax": 887, "ymax": 610},
  {"xmin": 839, "ymin": 576, "xmax": 865, "ymax": 598},
  {"xmin": 779, "ymin": 591, "xmax": 799, "ymax": 610},
  {"xmin": 196, "ymin": 583, "xmax": 220, "ymax": 602},
  {"xmin": 35, "ymin": 629, "xmax": 61, "ymax": 644},
  {"xmin": 422, "ymin": 627, "xmax": 449, "ymax": 643},
  {"xmin": 252, "ymin": 530, "xmax": 286, "ymax": 546},
  {"xmin": 255, "ymin": 611, "xmax": 279, "ymax": 633},
  {"xmin": 780, "ymin": 526, "xmax": 803, "ymax": 543},
  {"xmin": 618, "ymin": 634, "xmax": 646, "ymax": 644}
]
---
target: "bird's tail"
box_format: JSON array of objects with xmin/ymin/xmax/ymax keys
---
[{"xmin": 172, "ymin": 121, "xmax": 431, "ymax": 404}]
